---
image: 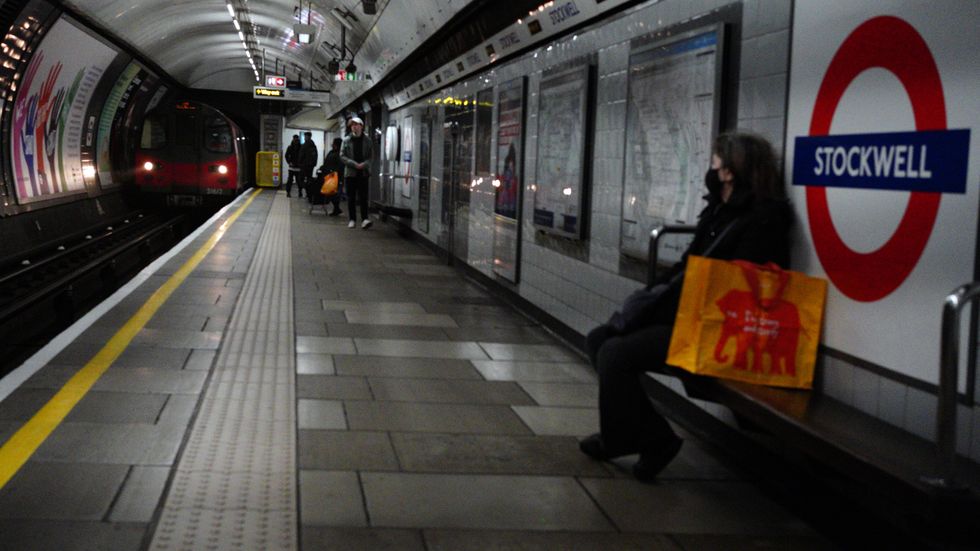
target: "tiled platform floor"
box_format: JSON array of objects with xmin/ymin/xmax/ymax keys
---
[{"xmin": 0, "ymin": 190, "xmax": 840, "ymax": 550}]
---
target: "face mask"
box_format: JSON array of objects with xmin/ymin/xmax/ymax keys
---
[{"xmin": 705, "ymin": 168, "xmax": 722, "ymax": 195}]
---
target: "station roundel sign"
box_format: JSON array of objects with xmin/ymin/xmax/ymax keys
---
[{"xmin": 805, "ymin": 16, "xmax": 947, "ymax": 302}]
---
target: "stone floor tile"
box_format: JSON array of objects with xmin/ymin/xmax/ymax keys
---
[
  {"xmin": 344, "ymin": 402, "xmax": 531, "ymax": 435},
  {"xmin": 35, "ymin": 422, "xmax": 185, "ymax": 465},
  {"xmin": 299, "ymin": 430, "xmax": 398, "ymax": 471},
  {"xmin": 66, "ymin": 391, "xmax": 168, "ymax": 424},
  {"xmin": 297, "ymin": 353, "xmax": 336, "ymax": 375},
  {"xmin": 471, "ymin": 360, "xmax": 596, "ymax": 383},
  {"xmin": 361, "ymin": 473, "xmax": 613, "ymax": 530},
  {"xmin": 344, "ymin": 311, "xmax": 459, "ymax": 328},
  {"xmin": 297, "ymin": 375, "xmax": 372, "ymax": 401},
  {"xmin": 579, "ymin": 478, "xmax": 815, "ymax": 535},
  {"xmin": 0, "ymin": 520, "xmax": 146, "ymax": 551},
  {"xmin": 298, "ymin": 399, "xmax": 347, "ymax": 430},
  {"xmin": 183, "ymin": 349, "xmax": 216, "ymax": 371},
  {"xmin": 296, "ymin": 336, "xmax": 357, "ymax": 355},
  {"xmin": 94, "ymin": 368, "xmax": 207, "ymax": 394},
  {"xmin": 511, "ymin": 406, "xmax": 600, "ymax": 436},
  {"xmin": 390, "ymin": 433, "xmax": 609, "ymax": 476},
  {"xmin": 353, "ymin": 339, "xmax": 489, "ymax": 360},
  {"xmin": 0, "ymin": 388, "xmax": 57, "ymax": 420},
  {"xmin": 301, "ymin": 527, "xmax": 426, "ymax": 551},
  {"xmin": 518, "ymin": 382, "xmax": 599, "ymax": 407},
  {"xmin": 479, "ymin": 343, "xmax": 582, "ymax": 362},
  {"xmin": 300, "ymin": 470, "xmax": 367, "ymax": 526},
  {"xmin": 334, "ymin": 356, "xmax": 483, "ymax": 379},
  {"xmin": 423, "ymin": 529, "xmax": 681, "ymax": 550},
  {"xmin": 441, "ymin": 326, "xmax": 553, "ymax": 344},
  {"xmin": 109, "ymin": 466, "xmax": 170, "ymax": 523},
  {"xmin": 367, "ymin": 378, "xmax": 533, "ymax": 405},
  {"xmin": 327, "ymin": 323, "xmax": 450, "ymax": 340},
  {"xmin": 322, "ymin": 300, "xmax": 426, "ymax": 313},
  {"xmin": 0, "ymin": 462, "xmax": 130, "ymax": 520}
]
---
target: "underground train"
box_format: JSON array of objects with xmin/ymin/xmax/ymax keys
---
[{"xmin": 134, "ymin": 100, "xmax": 247, "ymax": 206}]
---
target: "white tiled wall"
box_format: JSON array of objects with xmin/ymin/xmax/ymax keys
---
[{"xmin": 383, "ymin": 0, "xmax": 980, "ymax": 464}]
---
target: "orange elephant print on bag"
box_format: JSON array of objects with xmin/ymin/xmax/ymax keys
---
[{"xmin": 667, "ymin": 256, "xmax": 827, "ymax": 389}]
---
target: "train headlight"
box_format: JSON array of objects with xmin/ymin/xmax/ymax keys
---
[
  {"xmin": 143, "ymin": 161, "xmax": 154, "ymax": 171},
  {"xmin": 217, "ymin": 164, "xmax": 229, "ymax": 175}
]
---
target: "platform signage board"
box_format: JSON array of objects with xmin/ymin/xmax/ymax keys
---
[{"xmin": 786, "ymin": 1, "xmax": 979, "ymax": 386}]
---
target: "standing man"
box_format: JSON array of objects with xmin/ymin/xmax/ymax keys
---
[
  {"xmin": 284, "ymin": 134, "xmax": 301, "ymax": 197},
  {"xmin": 340, "ymin": 117, "xmax": 373, "ymax": 229},
  {"xmin": 298, "ymin": 131, "xmax": 318, "ymax": 200}
]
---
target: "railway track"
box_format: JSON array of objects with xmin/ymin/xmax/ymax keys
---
[{"xmin": 0, "ymin": 209, "xmax": 195, "ymax": 376}]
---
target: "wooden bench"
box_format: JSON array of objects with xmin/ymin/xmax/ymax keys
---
[{"xmin": 643, "ymin": 227, "xmax": 980, "ymax": 545}]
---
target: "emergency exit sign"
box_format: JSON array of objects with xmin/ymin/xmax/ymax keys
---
[{"xmin": 265, "ymin": 75, "xmax": 286, "ymax": 89}]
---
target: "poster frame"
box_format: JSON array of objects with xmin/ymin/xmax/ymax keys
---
[
  {"xmin": 532, "ymin": 59, "xmax": 595, "ymax": 239},
  {"xmin": 492, "ymin": 75, "xmax": 527, "ymax": 283},
  {"xmin": 619, "ymin": 21, "xmax": 728, "ymax": 261}
]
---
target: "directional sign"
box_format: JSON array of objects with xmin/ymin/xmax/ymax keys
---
[
  {"xmin": 252, "ymin": 87, "xmax": 331, "ymax": 102},
  {"xmin": 265, "ymin": 75, "xmax": 286, "ymax": 89}
]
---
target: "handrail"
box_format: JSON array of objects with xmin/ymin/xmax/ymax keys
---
[
  {"xmin": 922, "ymin": 282, "xmax": 980, "ymax": 492},
  {"xmin": 648, "ymin": 224, "xmax": 696, "ymax": 287}
]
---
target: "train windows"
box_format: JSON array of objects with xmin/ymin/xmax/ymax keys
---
[
  {"xmin": 140, "ymin": 113, "xmax": 167, "ymax": 150},
  {"xmin": 175, "ymin": 113, "xmax": 197, "ymax": 147},
  {"xmin": 205, "ymin": 117, "xmax": 232, "ymax": 153}
]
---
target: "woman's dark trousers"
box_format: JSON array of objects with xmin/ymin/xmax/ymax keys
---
[{"xmin": 587, "ymin": 323, "xmax": 679, "ymax": 456}]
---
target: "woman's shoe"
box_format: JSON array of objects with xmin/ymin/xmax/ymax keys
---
[{"xmin": 632, "ymin": 437, "xmax": 683, "ymax": 482}]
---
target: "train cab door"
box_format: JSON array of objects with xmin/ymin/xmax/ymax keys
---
[
  {"xmin": 440, "ymin": 97, "xmax": 474, "ymax": 264},
  {"xmin": 171, "ymin": 103, "xmax": 200, "ymax": 194}
]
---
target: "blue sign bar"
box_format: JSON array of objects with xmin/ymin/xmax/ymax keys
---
[{"xmin": 793, "ymin": 129, "xmax": 970, "ymax": 193}]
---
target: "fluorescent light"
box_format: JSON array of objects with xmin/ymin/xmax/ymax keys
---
[
  {"xmin": 226, "ymin": 3, "xmax": 234, "ymax": 17},
  {"xmin": 238, "ymin": 31, "xmax": 244, "ymax": 41},
  {"xmin": 294, "ymin": 23, "xmax": 316, "ymax": 44},
  {"xmin": 329, "ymin": 9, "xmax": 354, "ymax": 30},
  {"xmin": 233, "ymin": 19, "xmax": 240, "ymax": 31}
]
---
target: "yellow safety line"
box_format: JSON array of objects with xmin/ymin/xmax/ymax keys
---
[{"xmin": 0, "ymin": 188, "xmax": 263, "ymax": 490}]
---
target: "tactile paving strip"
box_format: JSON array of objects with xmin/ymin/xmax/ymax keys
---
[{"xmin": 150, "ymin": 195, "xmax": 297, "ymax": 551}]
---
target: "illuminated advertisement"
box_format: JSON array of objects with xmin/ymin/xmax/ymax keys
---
[
  {"xmin": 492, "ymin": 77, "xmax": 526, "ymax": 282},
  {"xmin": 11, "ymin": 17, "xmax": 119, "ymax": 202},
  {"xmin": 97, "ymin": 61, "xmax": 142, "ymax": 187}
]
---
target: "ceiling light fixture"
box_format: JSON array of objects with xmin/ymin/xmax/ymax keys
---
[
  {"xmin": 226, "ymin": 3, "xmax": 235, "ymax": 17},
  {"xmin": 330, "ymin": 8, "xmax": 355, "ymax": 30},
  {"xmin": 362, "ymin": 0, "xmax": 377, "ymax": 15}
]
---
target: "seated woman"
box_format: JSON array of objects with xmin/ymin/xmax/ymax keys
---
[{"xmin": 580, "ymin": 131, "xmax": 793, "ymax": 481}]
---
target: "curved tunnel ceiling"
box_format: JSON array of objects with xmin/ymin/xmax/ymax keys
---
[{"xmin": 61, "ymin": 0, "xmax": 476, "ymax": 109}]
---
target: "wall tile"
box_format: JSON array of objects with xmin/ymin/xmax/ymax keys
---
[
  {"xmin": 904, "ymin": 386, "xmax": 937, "ymax": 442},
  {"xmin": 877, "ymin": 377, "xmax": 907, "ymax": 428}
]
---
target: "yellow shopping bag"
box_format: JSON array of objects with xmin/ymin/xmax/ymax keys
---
[{"xmin": 666, "ymin": 256, "xmax": 828, "ymax": 389}]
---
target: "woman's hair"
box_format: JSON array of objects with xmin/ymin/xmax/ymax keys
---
[{"xmin": 712, "ymin": 132, "xmax": 785, "ymax": 200}]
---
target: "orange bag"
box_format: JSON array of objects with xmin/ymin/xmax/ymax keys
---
[
  {"xmin": 666, "ymin": 256, "xmax": 827, "ymax": 389},
  {"xmin": 320, "ymin": 171, "xmax": 338, "ymax": 196}
]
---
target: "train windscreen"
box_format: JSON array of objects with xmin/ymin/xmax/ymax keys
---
[{"xmin": 204, "ymin": 117, "xmax": 232, "ymax": 153}]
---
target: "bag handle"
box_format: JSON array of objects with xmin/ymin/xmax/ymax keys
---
[{"xmin": 733, "ymin": 260, "xmax": 789, "ymax": 309}]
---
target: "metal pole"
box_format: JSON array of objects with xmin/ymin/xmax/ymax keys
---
[{"xmin": 923, "ymin": 282, "xmax": 980, "ymax": 491}]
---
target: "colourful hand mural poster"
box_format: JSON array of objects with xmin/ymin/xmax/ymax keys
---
[{"xmin": 11, "ymin": 17, "xmax": 118, "ymax": 203}]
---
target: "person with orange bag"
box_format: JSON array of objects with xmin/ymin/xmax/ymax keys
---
[{"xmin": 579, "ymin": 132, "xmax": 794, "ymax": 481}]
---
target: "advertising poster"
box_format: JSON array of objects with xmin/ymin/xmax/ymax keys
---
[
  {"xmin": 533, "ymin": 64, "xmax": 590, "ymax": 238},
  {"xmin": 786, "ymin": 1, "xmax": 979, "ymax": 385},
  {"xmin": 97, "ymin": 61, "xmax": 142, "ymax": 187},
  {"xmin": 494, "ymin": 79, "xmax": 524, "ymax": 219},
  {"xmin": 11, "ymin": 17, "xmax": 119, "ymax": 202},
  {"xmin": 493, "ymin": 77, "xmax": 525, "ymax": 282},
  {"xmin": 401, "ymin": 116, "xmax": 413, "ymax": 198},
  {"xmin": 620, "ymin": 28, "xmax": 721, "ymax": 260},
  {"xmin": 418, "ymin": 117, "xmax": 431, "ymax": 233}
]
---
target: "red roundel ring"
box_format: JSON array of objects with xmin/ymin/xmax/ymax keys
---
[{"xmin": 806, "ymin": 16, "xmax": 946, "ymax": 302}]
